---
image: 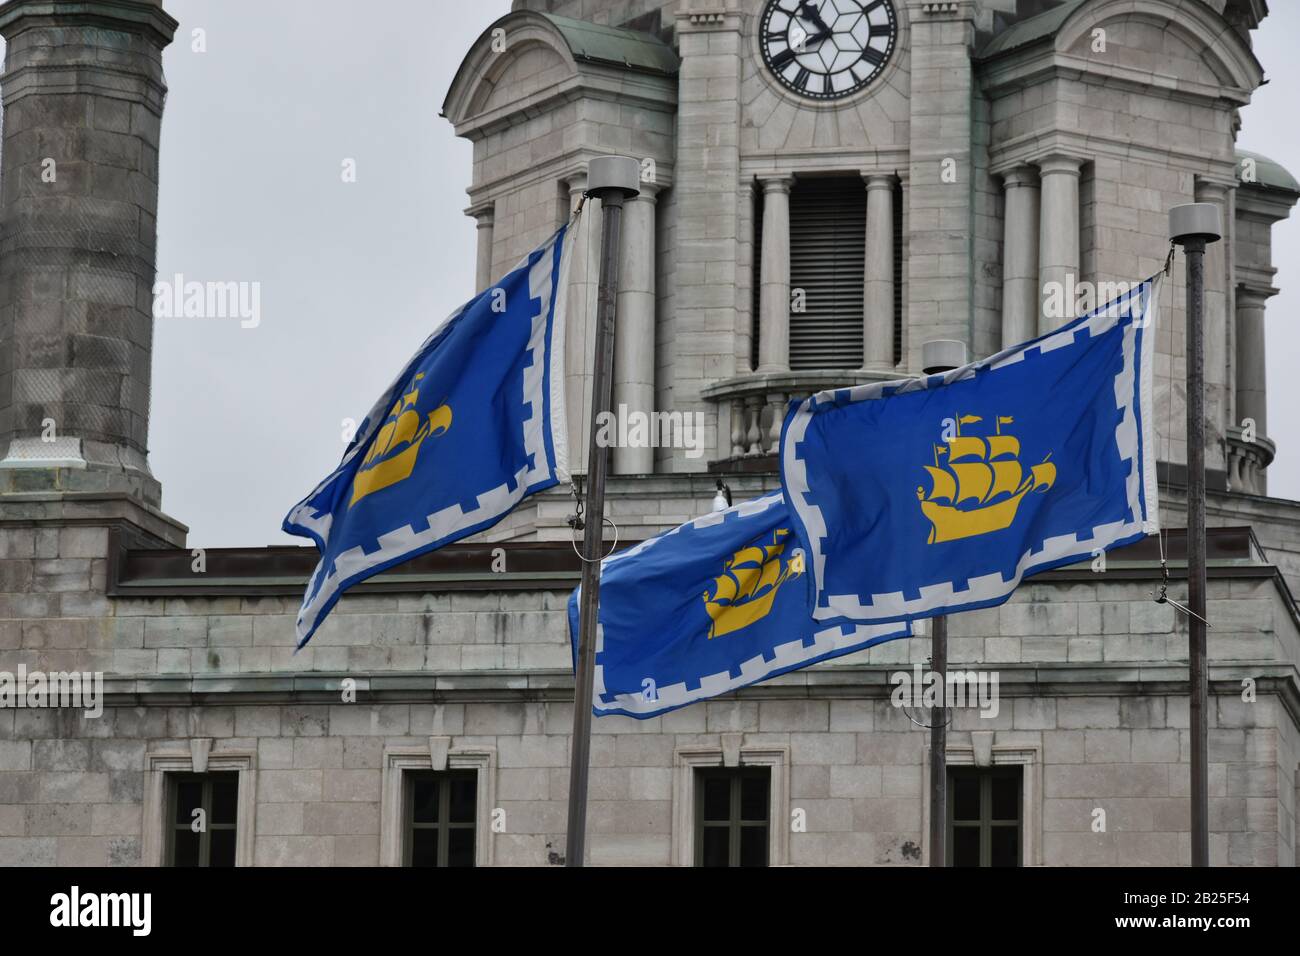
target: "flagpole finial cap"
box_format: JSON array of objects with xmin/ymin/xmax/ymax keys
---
[
  {"xmin": 1169, "ymin": 202, "xmax": 1222, "ymax": 245},
  {"xmin": 922, "ymin": 339, "xmax": 967, "ymax": 374},
  {"xmin": 586, "ymin": 156, "xmax": 642, "ymax": 200}
]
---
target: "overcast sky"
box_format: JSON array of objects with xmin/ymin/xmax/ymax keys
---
[{"xmin": 66, "ymin": 0, "xmax": 1300, "ymax": 545}]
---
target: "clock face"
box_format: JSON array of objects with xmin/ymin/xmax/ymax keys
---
[{"xmin": 759, "ymin": 0, "xmax": 898, "ymax": 101}]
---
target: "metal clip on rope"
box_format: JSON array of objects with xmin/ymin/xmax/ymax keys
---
[{"xmin": 566, "ymin": 478, "xmax": 619, "ymax": 563}]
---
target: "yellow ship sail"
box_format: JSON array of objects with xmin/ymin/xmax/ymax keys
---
[
  {"xmin": 350, "ymin": 374, "xmax": 453, "ymax": 507},
  {"xmin": 703, "ymin": 528, "xmax": 805, "ymax": 639},
  {"xmin": 916, "ymin": 413, "xmax": 1055, "ymax": 544}
]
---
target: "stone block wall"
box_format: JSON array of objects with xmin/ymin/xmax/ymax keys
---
[{"xmin": 2, "ymin": 507, "xmax": 1298, "ymax": 866}]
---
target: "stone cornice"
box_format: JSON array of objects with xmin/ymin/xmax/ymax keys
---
[
  {"xmin": 988, "ymin": 128, "xmax": 1236, "ymax": 181},
  {"xmin": 86, "ymin": 668, "xmax": 1300, "ymax": 729},
  {"xmin": 675, "ymin": 0, "xmax": 742, "ymax": 33},
  {"xmin": 465, "ymin": 148, "xmax": 675, "ymax": 211},
  {"xmin": 0, "ymin": 0, "xmax": 178, "ymax": 46},
  {"xmin": 449, "ymin": 70, "xmax": 677, "ymax": 143},
  {"xmin": 1235, "ymin": 183, "xmax": 1300, "ymax": 223},
  {"xmin": 0, "ymin": 489, "xmax": 187, "ymax": 546},
  {"xmin": 980, "ymin": 55, "xmax": 1254, "ymax": 110},
  {"xmin": 701, "ymin": 369, "xmax": 900, "ymax": 404},
  {"xmin": 910, "ymin": 1, "xmax": 976, "ymax": 22},
  {"xmin": 740, "ymin": 147, "xmax": 911, "ymax": 178},
  {"xmin": 1234, "ymin": 268, "xmax": 1278, "ymax": 300}
]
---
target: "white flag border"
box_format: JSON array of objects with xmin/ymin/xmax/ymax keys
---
[{"xmin": 782, "ymin": 276, "xmax": 1162, "ymax": 624}]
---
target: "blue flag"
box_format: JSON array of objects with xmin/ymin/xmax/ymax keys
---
[
  {"xmin": 782, "ymin": 276, "xmax": 1161, "ymax": 624},
  {"xmin": 284, "ymin": 225, "xmax": 572, "ymax": 647},
  {"xmin": 568, "ymin": 492, "xmax": 911, "ymax": 718}
]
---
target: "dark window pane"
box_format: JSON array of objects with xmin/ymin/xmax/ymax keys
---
[
  {"xmin": 448, "ymin": 827, "xmax": 475, "ymax": 867},
  {"xmin": 702, "ymin": 775, "xmax": 730, "ymax": 822},
  {"xmin": 411, "ymin": 776, "xmax": 440, "ymax": 824},
  {"xmin": 990, "ymin": 774, "xmax": 1019, "ymax": 821},
  {"xmin": 740, "ymin": 773, "xmax": 769, "ymax": 823},
  {"xmin": 990, "ymin": 826, "xmax": 1019, "ymax": 867},
  {"xmin": 739, "ymin": 826, "xmax": 768, "ymax": 867},
  {"xmin": 952, "ymin": 826, "xmax": 980, "ymax": 867},
  {"xmin": 449, "ymin": 775, "xmax": 476, "ymax": 824},
  {"xmin": 411, "ymin": 828, "xmax": 439, "ymax": 867},
  {"xmin": 174, "ymin": 780, "xmax": 202, "ymax": 825},
  {"xmin": 208, "ymin": 828, "xmax": 237, "ymax": 868},
  {"xmin": 171, "ymin": 827, "xmax": 200, "ymax": 867},
  {"xmin": 700, "ymin": 826, "xmax": 729, "ymax": 867},
  {"xmin": 210, "ymin": 775, "xmax": 239, "ymax": 826},
  {"xmin": 952, "ymin": 774, "xmax": 980, "ymax": 821}
]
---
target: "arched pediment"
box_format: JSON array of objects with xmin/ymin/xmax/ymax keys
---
[
  {"xmin": 442, "ymin": 11, "xmax": 678, "ymax": 133},
  {"xmin": 442, "ymin": 13, "xmax": 579, "ymax": 129},
  {"xmin": 1053, "ymin": 0, "xmax": 1263, "ymax": 99}
]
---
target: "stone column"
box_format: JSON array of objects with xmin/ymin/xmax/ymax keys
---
[
  {"xmin": 757, "ymin": 175, "xmax": 793, "ymax": 373},
  {"xmin": 613, "ymin": 186, "xmax": 657, "ymax": 475},
  {"xmin": 0, "ymin": 0, "xmax": 178, "ymax": 510},
  {"xmin": 1037, "ymin": 154, "xmax": 1083, "ymax": 334},
  {"xmin": 1235, "ymin": 286, "xmax": 1269, "ymax": 437},
  {"xmin": 1000, "ymin": 166, "xmax": 1040, "ymax": 348},
  {"xmin": 469, "ymin": 201, "xmax": 495, "ymax": 293},
  {"xmin": 564, "ymin": 173, "xmax": 600, "ymax": 475},
  {"xmin": 862, "ymin": 174, "xmax": 895, "ymax": 371}
]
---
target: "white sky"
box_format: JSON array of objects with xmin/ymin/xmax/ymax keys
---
[{"xmin": 23, "ymin": 0, "xmax": 1300, "ymax": 546}]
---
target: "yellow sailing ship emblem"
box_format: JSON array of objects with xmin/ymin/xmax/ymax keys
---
[
  {"xmin": 917, "ymin": 414, "xmax": 1055, "ymax": 544},
  {"xmin": 702, "ymin": 528, "xmax": 805, "ymax": 638},
  {"xmin": 350, "ymin": 373, "xmax": 452, "ymax": 507}
]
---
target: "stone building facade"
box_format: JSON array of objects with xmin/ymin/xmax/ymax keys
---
[{"xmin": 1, "ymin": 0, "xmax": 1299, "ymax": 867}]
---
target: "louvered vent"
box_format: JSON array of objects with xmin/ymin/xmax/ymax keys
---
[{"xmin": 789, "ymin": 177, "xmax": 866, "ymax": 369}]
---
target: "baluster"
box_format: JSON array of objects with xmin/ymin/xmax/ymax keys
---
[
  {"xmin": 730, "ymin": 399, "xmax": 746, "ymax": 458},
  {"xmin": 766, "ymin": 392, "xmax": 786, "ymax": 454},
  {"xmin": 745, "ymin": 396, "xmax": 763, "ymax": 456}
]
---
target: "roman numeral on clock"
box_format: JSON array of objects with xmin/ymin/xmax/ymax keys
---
[
  {"xmin": 770, "ymin": 46, "xmax": 797, "ymax": 70},
  {"xmin": 861, "ymin": 46, "xmax": 885, "ymax": 67},
  {"xmin": 793, "ymin": 67, "xmax": 811, "ymax": 91}
]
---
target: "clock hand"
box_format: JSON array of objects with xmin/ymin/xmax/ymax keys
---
[
  {"xmin": 804, "ymin": 28, "xmax": 832, "ymax": 48},
  {"xmin": 797, "ymin": 1, "xmax": 833, "ymax": 35}
]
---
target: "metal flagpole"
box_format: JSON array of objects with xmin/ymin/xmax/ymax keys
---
[
  {"xmin": 566, "ymin": 156, "xmax": 641, "ymax": 867},
  {"xmin": 1169, "ymin": 202, "xmax": 1221, "ymax": 867},
  {"xmin": 928, "ymin": 613, "xmax": 947, "ymax": 867},
  {"xmin": 921, "ymin": 339, "xmax": 967, "ymax": 868}
]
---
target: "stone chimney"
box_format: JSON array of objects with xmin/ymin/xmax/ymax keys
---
[{"xmin": 0, "ymin": 0, "xmax": 180, "ymax": 541}]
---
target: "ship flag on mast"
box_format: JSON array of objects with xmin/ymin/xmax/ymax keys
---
[
  {"xmin": 782, "ymin": 276, "xmax": 1162, "ymax": 624},
  {"xmin": 567, "ymin": 491, "xmax": 911, "ymax": 719},
  {"xmin": 283, "ymin": 224, "xmax": 573, "ymax": 648}
]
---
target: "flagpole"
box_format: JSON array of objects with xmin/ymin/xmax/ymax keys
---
[
  {"xmin": 1170, "ymin": 203, "xmax": 1221, "ymax": 867},
  {"xmin": 566, "ymin": 156, "xmax": 641, "ymax": 867},
  {"xmin": 921, "ymin": 339, "xmax": 966, "ymax": 868}
]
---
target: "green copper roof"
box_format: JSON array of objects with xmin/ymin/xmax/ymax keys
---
[
  {"xmin": 977, "ymin": 0, "xmax": 1087, "ymax": 60},
  {"xmin": 543, "ymin": 14, "xmax": 678, "ymax": 76},
  {"xmin": 1237, "ymin": 150, "xmax": 1300, "ymax": 194}
]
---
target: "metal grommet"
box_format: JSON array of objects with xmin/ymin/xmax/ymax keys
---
[{"xmin": 571, "ymin": 516, "xmax": 619, "ymax": 563}]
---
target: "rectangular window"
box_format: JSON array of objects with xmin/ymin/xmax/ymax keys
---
[
  {"xmin": 404, "ymin": 770, "xmax": 477, "ymax": 867},
  {"xmin": 167, "ymin": 772, "xmax": 239, "ymax": 867},
  {"xmin": 694, "ymin": 767, "xmax": 770, "ymax": 867},
  {"xmin": 789, "ymin": 176, "xmax": 867, "ymax": 369},
  {"xmin": 948, "ymin": 766, "xmax": 1022, "ymax": 867}
]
